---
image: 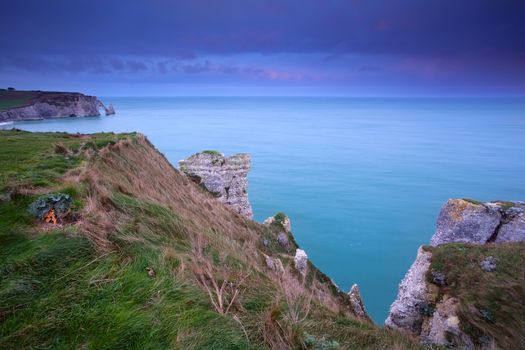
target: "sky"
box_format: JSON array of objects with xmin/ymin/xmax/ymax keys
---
[{"xmin": 1, "ymin": 0, "xmax": 524, "ymax": 96}]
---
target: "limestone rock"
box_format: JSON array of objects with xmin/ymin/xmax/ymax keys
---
[
  {"xmin": 0, "ymin": 92, "xmax": 103, "ymax": 122},
  {"xmin": 348, "ymin": 284, "xmax": 370, "ymax": 321},
  {"xmin": 480, "ymin": 256, "xmax": 497, "ymax": 272},
  {"xmin": 277, "ymin": 232, "xmax": 289, "ymax": 248},
  {"xmin": 294, "ymin": 249, "xmax": 308, "ymax": 277},
  {"xmin": 264, "ymin": 212, "xmax": 291, "ymax": 232},
  {"xmin": 385, "ymin": 247, "xmax": 432, "ymax": 334},
  {"xmin": 430, "ymin": 199, "xmax": 501, "ymax": 246},
  {"xmin": 179, "ymin": 151, "xmax": 253, "ymax": 219},
  {"xmin": 495, "ymin": 212, "xmax": 525, "ymax": 242},
  {"xmin": 421, "ymin": 296, "xmax": 474, "ymax": 349}
]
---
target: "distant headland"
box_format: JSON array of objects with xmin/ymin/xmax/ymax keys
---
[{"xmin": 0, "ymin": 88, "xmax": 115, "ymax": 123}]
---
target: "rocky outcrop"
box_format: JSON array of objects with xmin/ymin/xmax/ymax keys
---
[
  {"xmin": 264, "ymin": 212, "xmax": 291, "ymax": 232},
  {"xmin": 348, "ymin": 284, "xmax": 371, "ymax": 321},
  {"xmin": 294, "ymin": 249, "xmax": 308, "ymax": 277},
  {"xmin": 385, "ymin": 247, "xmax": 432, "ymax": 333},
  {"xmin": 386, "ymin": 198, "xmax": 525, "ymax": 347},
  {"xmin": 179, "ymin": 151, "xmax": 253, "ymax": 219},
  {"xmin": 420, "ymin": 296, "xmax": 474, "ymax": 349},
  {"xmin": 0, "ymin": 91, "xmax": 112, "ymax": 122},
  {"xmin": 430, "ymin": 199, "xmax": 525, "ymax": 245}
]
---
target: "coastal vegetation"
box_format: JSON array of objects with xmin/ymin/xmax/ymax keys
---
[
  {"xmin": 425, "ymin": 242, "xmax": 525, "ymax": 349},
  {"xmin": 0, "ymin": 130, "xmax": 421, "ymax": 349}
]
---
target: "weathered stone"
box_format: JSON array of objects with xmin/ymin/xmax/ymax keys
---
[
  {"xmin": 430, "ymin": 199, "xmax": 501, "ymax": 246},
  {"xmin": 385, "ymin": 247, "xmax": 432, "ymax": 334},
  {"xmin": 421, "ymin": 296, "xmax": 474, "ymax": 349},
  {"xmin": 480, "ymin": 256, "xmax": 497, "ymax": 272},
  {"xmin": 348, "ymin": 284, "xmax": 370, "ymax": 321},
  {"xmin": 294, "ymin": 249, "xmax": 308, "ymax": 277},
  {"xmin": 263, "ymin": 212, "xmax": 291, "ymax": 232},
  {"xmin": 495, "ymin": 213, "xmax": 525, "ymax": 243},
  {"xmin": 179, "ymin": 151, "xmax": 253, "ymax": 219},
  {"xmin": 264, "ymin": 254, "xmax": 275, "ymax": 270},
  {"xmin": 431, "ymin": 270, "xmax": 446, "ymax": 286},
  {"xmin": 277, "ymin": 232, "xmax": 289, "ymax": 248}
]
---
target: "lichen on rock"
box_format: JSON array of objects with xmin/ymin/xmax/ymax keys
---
[
  {"xmin": 178, "ymin": 151, "xmax": 253, "ymax": 219},
  {"xmin": 430, "ymin": 199, "xmax": 501, "ymax": 246}
]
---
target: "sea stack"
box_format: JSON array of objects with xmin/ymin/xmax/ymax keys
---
[{"xmin": 179, "ymin": 151, "xmax": 253, "ymax": 219}]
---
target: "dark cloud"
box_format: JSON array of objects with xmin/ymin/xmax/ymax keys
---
[
  {"xmin": 0, "ymin": 0, "xmax": 523, "ymax": 94},
  {"xmin": 1, "ymin": 0, "xmax": 523, "ymax": 57}
]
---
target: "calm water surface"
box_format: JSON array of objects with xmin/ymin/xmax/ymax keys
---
[{"xmin": 7, "ymin": 97, "xmax": 525, "ymax": 322}]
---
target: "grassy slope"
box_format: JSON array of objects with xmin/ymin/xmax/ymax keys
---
[
  {"xmin": 0, "ymin": 91, "xmax": 39, "ymax": 111},
  {"xmin": 426, "ymin": 243, "xmax": 525, "ymax": 349},
  {"xmin": 0, "ymin": 130, "xmax": 421, "ymax": 349}
]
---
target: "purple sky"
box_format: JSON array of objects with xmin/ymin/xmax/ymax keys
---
[{"xmin": 1, "ymin": 0, "xmax": 524, "ymax": 96}]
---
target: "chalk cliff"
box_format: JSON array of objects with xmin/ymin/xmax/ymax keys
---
[
  {"xmin": 0, "ymin": 91, "xmax": 114, "ymax": 122},
  {"xmin": 179, "ymin": 151, "xmax": 253, "ymax": 219},
  {"xmin": 386, "ymin": 199, "xmax": 525, "ymax": 348}
]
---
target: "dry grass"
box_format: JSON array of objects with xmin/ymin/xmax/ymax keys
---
[{"xmin": 6, "ymin": 132, "xmax": 423, "ymax": 349}]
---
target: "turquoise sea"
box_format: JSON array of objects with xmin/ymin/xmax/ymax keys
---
[{"xmin": 6, "ymin": 97, "xmax": 525, "ymax": 323}]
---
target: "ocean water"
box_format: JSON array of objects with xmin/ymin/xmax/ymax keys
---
[{"xmin": 6, "ymin": 97, "xmax": 525, "ymax": 323}]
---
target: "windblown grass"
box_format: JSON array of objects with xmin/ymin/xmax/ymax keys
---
[
  {"xmin": 0, "ymin": 131, "xmax": 423, "ymax": 349},
  {"xmin": 426, "ymin": 242, "xmax": 525, "ymax": 349}
]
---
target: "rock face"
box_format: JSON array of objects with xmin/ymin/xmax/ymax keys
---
[
  {"xmin": 348, "ymin": 284, "xmax": 370, "ymax": 321},
  {"xmin": 294, "ymin": 249, "xmax": 308, "ymax": 277},
  {"xmin": 179, "ymin": 151, "xmax": 253, "ymax": 219},
  {"xmin": 430, "ymin": 199, "xmax": 525, "ymax": 245},
  {"xmin": 385, "ymin": 247, "xmax": 432, "ymax": 333},
  {"xmin": 0, "ymin": 91, "xmax": 108, "ymax": 122},
  {"xmin": 430, "ymin": 199, "xmax": 500, "ymax": 245},
  {"xmin": 387, "ymin": 198, "xmax": 525, "ymax": 347}
]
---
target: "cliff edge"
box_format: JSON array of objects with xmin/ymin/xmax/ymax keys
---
[
  {"xmin": 386, "ymin": 199, "xmax": 525, "ymax": 349},
  {"xmin": 0, "ymin": 90, "xmax": 115, "ymax": 122}
]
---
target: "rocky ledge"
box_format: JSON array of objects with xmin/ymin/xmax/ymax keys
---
[
  {"xmin": 0, "ymin": 90, "xmax": 115, "ymax": 122},
  {"xmin": 179, "ymin": 151, "xmax": 253, "ymax": 219},
  {"xmin": 386, "ymin": 199, "xmax": 525, "ymax": 348}
]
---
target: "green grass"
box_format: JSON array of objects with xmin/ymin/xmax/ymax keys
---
[
  {"xmin": 201, "ymin": 150, "xmax": 222, "ymax": 156},
  {"xmin": 0, "ymin": 131, "xmax": 425, "ymax": 349},
  {"xmin": 426, "ymin": 243, "xmax": 525, "ymax": 349},
  {"xmin": 0, "ymin": 90, "xmax": 38, "ymax": 111},
  {"xmin": 0, "ymin": 130, "xmax": 133, "ymax": 191},
  {"xmin": 0, "ymin": 194, "xmax": 250, "ymax": 350}
]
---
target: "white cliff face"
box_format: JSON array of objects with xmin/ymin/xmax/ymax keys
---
[
  {"xmin": 348, "ymin": 284, "xmax": 370, "ymax": 321},
  {"xmin": 0, "ymin": 93, "xmax": 103, "ymax": 122},
  {"xmin": 385, "ymin": 247, "xmax": 432, "ymax": 333},
  {"xmin": 179, "ymin": 151, "xmax": 253, "ymax": 219}
]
